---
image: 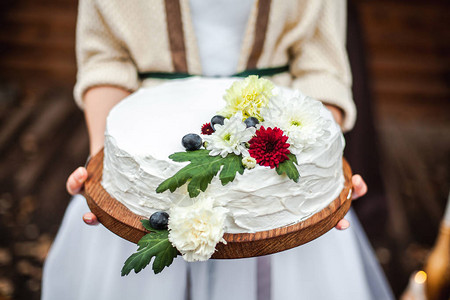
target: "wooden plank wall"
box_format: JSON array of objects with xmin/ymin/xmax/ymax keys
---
[
  {"xmin": 360, "ymin": 0, "xmax": 449, "ymax": 104},
  {"xmin": 0, "ymin": 1, "xmax": 87, "ymax": 299},
  {"xmin": 0, "ymin": 0, "xmax": 77, "ymax": 92},
  {"xmin": 356, "ymin": 0, "xmax": 450, "ymax": 295}
]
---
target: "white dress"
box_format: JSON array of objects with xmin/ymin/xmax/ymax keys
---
[
  {"xmin": 42, "ymin": 196, "xmax": 393, "ymax": 300},
  {"xmin": 42, "ymin": 1, "xmax": 394, "ymax": 299}
]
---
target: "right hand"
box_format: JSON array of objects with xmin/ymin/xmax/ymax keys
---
[
  {"xmin": 66, "ymin": 166, "xmax": 99, "ymax": 225},
  {"xmin": 68, "ymin": 86, "xmax": 131, "ymax": 226}
]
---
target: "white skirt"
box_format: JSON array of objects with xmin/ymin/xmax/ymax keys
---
[{"xmin": 42, "ymin": 195, "xmax": 394, "ymax": 300}]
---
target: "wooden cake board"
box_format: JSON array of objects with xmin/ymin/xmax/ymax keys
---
[{"xmin": 83, "ymin": 150, "xmax": 353, "ymax": 259}]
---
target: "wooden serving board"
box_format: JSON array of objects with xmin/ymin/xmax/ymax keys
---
[{"xmin": 83, "ymin": 150, "xmax": 353, "ymax": 259}]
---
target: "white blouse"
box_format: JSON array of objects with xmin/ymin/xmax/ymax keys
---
[{"xmin": 189, "ymin": 0, "xmax": 255, "ymax": 76}]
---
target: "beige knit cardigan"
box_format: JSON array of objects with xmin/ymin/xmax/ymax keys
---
[{"xmin": 74, "ymin": 0, "xmax": 356, "ymax": 131}]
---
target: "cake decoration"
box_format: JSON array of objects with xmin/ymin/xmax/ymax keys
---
[
  {"xmin": 201, "ymin": 122, "xmax": 214, "ymax": 135},
  {"xmin": 241, "ymin": 156, "xmax": 256, "ymax": 169},
  {"xmin": 121, "ymin": 220, "xmax": 177, "ymax": 275},
  {"xmin": 262, "ymin": 90, "xmax": 331, "ymax": 155},
  {"xmin": 181, "ymin": 133, "xmax": 203, "ymax": 151},
  {"xmin": 168, "ymin": 195, "xmax": 227, "ymax": 262},
  {"xmin": 109, "ymin": 76, "xmax": 344, "ymax": 275},
  {"xmin": 248, "ymin": 126, "xmax": 292, "ymax": 169},
  {"xmin": 220, "ymin": 75, "xmax": 274, "ymax": 120},
  {"xmin": 155, "ymin": 150, "xmax": 244, "ymax": 198},
  {"xmin": 203, "ymin": 112, "xmax": 256, "ymax": 158}
]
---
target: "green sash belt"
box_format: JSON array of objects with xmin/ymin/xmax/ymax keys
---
[{"xmin": 138, "ymin": 65, "xmax": 289, "ymax": 80}]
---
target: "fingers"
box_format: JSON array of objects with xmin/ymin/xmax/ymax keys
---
[
  {"xmin": 351, "ymin": 174, "xmax": 367, "ymax": 200},
  {"xmin": 335, "ymin": 218, "xmax": 350, "ymax": 230},
  {"xmin": 83, "ymin": 212, "xmax": 99, "ymax": 225},
  {"xmin": 66, "ymin": 167, "xmax": 88, "ymax": 195},
  {"xmin": 67, "ymin": 167, "xmax": 97, "ymax": 225},
  {"xmin": 334, "ymin": 175, "xmax": 366, "ymax": 230}
]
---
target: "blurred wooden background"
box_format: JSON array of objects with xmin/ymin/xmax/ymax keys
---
[{"xmin": 0, "ymin": 0, "xmax": 448, "ymax": 299}]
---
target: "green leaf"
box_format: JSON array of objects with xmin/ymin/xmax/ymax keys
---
[
  {"xmin": 276, "ymin": 154, "xmax": 300, "ymax": 183},
  {"xmin": 219, "ymin": 154, "xmax": 244, "ymax": 185},
  {"xmin": 169, "ymin": 149, "xmax": 211, "ymax": 162},
  {"xmin": 156, "ymin": 150, "xmax": 245, "ymax": 197},
  {"xmin": 140, "ymin": 219, "xmax": 153, "ymax": 232},
  {"xmin": 121, "ymin": 230, "xmax": 178, "ymax": 275}
]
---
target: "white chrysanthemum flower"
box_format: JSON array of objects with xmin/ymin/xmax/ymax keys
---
[
  {"xmin": 242, "ymin": 156, "xmax": 257, "ymax": 169},
  {"xmin": 168, "ymin": 196, "xmax": 227, "ymax": 262},
  {"xmin": 261, "ymin": 91, "xmax": 330, "ymax": 155},
  {"xmin": 203, "ymin": 112, "xmax": 256, "ymax": 158}
]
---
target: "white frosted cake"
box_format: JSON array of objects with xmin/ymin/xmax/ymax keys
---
[{"xmin": 102, "ymin": 77, "xmax": 345, "ymax": 234}]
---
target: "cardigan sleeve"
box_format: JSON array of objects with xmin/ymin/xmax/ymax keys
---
[
  {"xmin": 290, "ymin": 0, "xmax": 356, "ymax": 131},
  {"xmin": 73, "ymin": 0, "xmax": 139, "ymax": 108}
]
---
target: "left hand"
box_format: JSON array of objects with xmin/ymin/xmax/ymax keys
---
[{"xmin": 335, "ymin": 174, "xmax": 367, "ymax": 230}]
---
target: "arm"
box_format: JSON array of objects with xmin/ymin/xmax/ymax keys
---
[
  {"xmin": 291, "ymin": 0, "xmax": 356, "ymax": 132},
  {"xmin": 66, "ymin": 86, "xmax": 130, "ymax": 225},
  {"xmin": 67, "ymin": 0, "xmax": 136, "ymax": 205},
  {"xmin": 324, "ymin": 103, "xmax": 366, "ymax": 230},
  {"xmin": 290, "ymin": 1, "xmax": 363, "ymax": 228},
  {"xmin": 73, "ymin": 0, "xmax": 139, "ymax": 108},
  {"xmin": 66, "ymin": 86, "xmax": 130, "ymax": 195},
  {"xmin": 84, "ymin": 86, "xmax": 131, "ymax": 155}
]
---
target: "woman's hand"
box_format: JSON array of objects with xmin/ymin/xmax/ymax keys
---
[
  {"xmin": 66, "ymin": 167, "xmax": 88, "ymax": 195},
  {"xmin": 66, "ymin": 166, "xmax": 100, "ymax": 225},
  {"xmin": 335, "ymin": 174, "xmax": 367, "ymax": 230}
]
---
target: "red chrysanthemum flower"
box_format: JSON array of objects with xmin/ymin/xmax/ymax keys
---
[
  {"xmin": 201, "ymin": 122, "xmax": 214, "ymax": 135},
  {"xmin": 248, "ymin": 126, "xmax": 290, "ymax": 168}
]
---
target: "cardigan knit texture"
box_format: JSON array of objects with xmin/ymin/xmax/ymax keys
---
[{"xmin": 74, "ymin": 0, "xmax": 356, "ymax": 131}]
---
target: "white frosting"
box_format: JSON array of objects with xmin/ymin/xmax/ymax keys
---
[{"xmin": 102, "ymin": 77, "xmax": 345, "ymax": 233}]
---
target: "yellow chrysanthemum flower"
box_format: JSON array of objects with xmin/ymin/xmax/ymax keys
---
[{"xmin": 221, "ymin": 75, "xmax": 274, "ymax": 121}]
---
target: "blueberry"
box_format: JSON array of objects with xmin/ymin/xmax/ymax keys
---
[
  {"xmin": 182, "ymin": 133, "xmax": 202, "ymax": 151},
  {"xmin": 244, "ymin": 117, "xmax": 259, "ymax": 128},
  {"xmin": 211, "ymin": 115, "xmax": 225, "ymax": 130},
  {"xmin": 149, "ymin": 211, "xmax": 169, "ymax": 230}
]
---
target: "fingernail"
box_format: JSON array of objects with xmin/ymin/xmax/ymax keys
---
[
  {"xmin": 354, "ymin": 175, "xmax": 361, "ymax": 186},
  {"xmin": 74, "ymin": 167, "xmax": 84, "ymax": 181},
  {"xmin": 341, "ymin": 223, "xmax": 349, "ymax": 230},
  {"xmin": 84, "ymin": 215, "xmax": 92, "ymax": 224},
  {"xmin": 347, "ymin": 188, "xmax": 352, "ymax": 200}
]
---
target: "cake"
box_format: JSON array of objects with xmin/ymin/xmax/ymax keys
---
[{"xmin": 101, "ymin": 76, "xmax": 345, "ymax": 273}]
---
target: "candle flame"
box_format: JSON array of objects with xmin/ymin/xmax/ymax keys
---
[{"xmin": 414, "ymin": 270, "xmax": 427, "ymax": 284}]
